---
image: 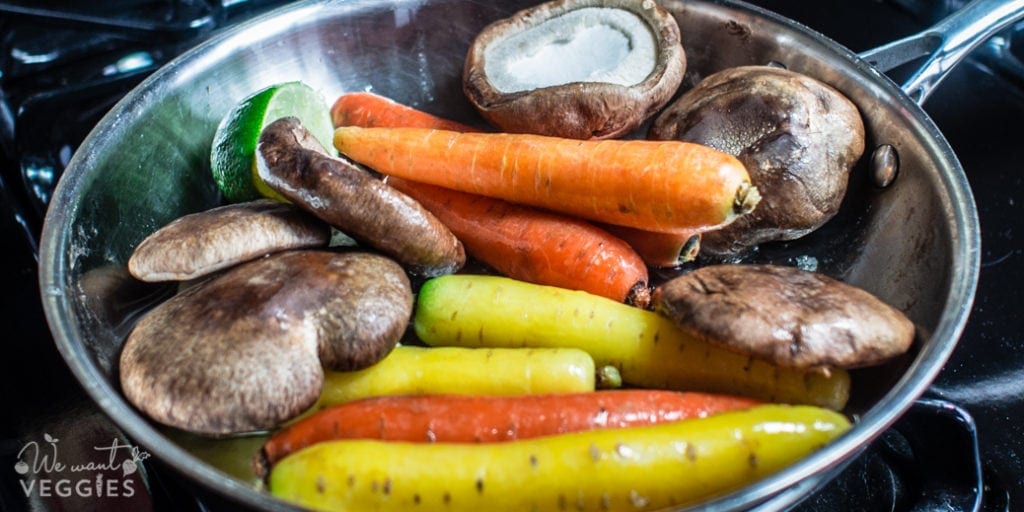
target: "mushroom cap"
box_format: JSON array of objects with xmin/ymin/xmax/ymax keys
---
[
  {"xmin": 119, "ymin": 250, "xmax": 413, "ymax": 435},
  {"xmin": 463, "ymin": 0, "xmax": 686, "ymax": 140},
  {"xmin": 652, "ymin": 264, "xmax": 915, "ymax": 370},
  {"xmin": 649, "ymin": 65, "xmax": 866, "ymax": 256},
  {"xmin": 127, "ymin": 199, "xmax": 330, "ymax": 282}
]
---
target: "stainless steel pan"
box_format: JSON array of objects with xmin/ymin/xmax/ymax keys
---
[{"xmin": 38, "ymin": 0, "xmax": 1022, "ymax": 509}]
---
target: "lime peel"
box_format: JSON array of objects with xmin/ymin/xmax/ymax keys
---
[{"xmin": 211, "ymin": 81, "xmax": 335, "ymax": 203}]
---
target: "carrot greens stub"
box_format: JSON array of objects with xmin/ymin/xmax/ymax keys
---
[{"xmin": 332, "ymin": 126, "xmax": 758, "ymax": 234}]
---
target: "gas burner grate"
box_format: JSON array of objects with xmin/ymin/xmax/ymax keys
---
[
  {"xmin": 0, "ymin": 0, "xmax": 292, "ymax": 241},
  {"xmin": 0, "ymin": 0, "xmax": 287, "ymax": 41}
]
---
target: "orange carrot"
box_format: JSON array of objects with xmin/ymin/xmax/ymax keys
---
[
  {"xmin": 332, "ymin": 126, "xmax": 759, "ymax": 234},
  {"xmin": 331, "ymin": 92, "xmax": 476, "ymax": 132},
  {"xmin": 330, "ymin": 93, "xmax": 716, "ymax": 267},
  {"xmin": 389, "ymin": 179, "xmax": 650, "ymax": 305},
  {"xmin": 601, "ymin": 224, "xmax": 702, "ymax": 268},
  {"xmin": 256, "ymin": 390, "xmax": 760, "ymax": 474},
  {"xmin": 332, "ymin": 92, "xmax": 650, "ymax": 304}
]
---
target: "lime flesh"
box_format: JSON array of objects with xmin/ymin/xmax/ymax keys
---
[{"xmin": 210, "ymin": 81, "xmax": 335, "ymax": 202}]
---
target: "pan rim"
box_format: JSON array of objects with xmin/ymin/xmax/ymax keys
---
[{"xmin": 36, "ymin": 0, "xmax": 981, "ymax": 510}]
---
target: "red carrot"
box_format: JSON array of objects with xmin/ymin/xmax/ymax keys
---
[
  {"xmin": 393, "ymin": 179, "xmax": 650, "ymax": 304},
  {"xmin": 332, "ymin": 92, "xmax": 649, "ymax": 304},
  {"xmin": 256, "ymin": 390, "xmax": 760, "ymax": 475},
  {"xmin": 332, "ymin": 126, "xmax": 759, "ymax": 234}
]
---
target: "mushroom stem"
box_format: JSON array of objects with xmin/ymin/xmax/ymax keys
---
[{"xmin": 256, "ymin": 117, "xmax": 465, "ymax": 277}]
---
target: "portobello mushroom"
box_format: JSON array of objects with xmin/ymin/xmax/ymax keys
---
[
  {"xmin": 119, "ymin": 250, "xmax": 413, "ymax": 436},
  {"xmin": 463, "ymin": 0, "xmax": 686, "ymax": 139},
  {"xmin": 652, "ymin": 264, "xmax": 915, "ymax": 370},
  {"xmin": 649, "ymin": 65, "xmax": 865, "ymax": 256}
]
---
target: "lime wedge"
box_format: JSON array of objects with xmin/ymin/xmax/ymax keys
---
[{"xmin": 210, "ymin": 81, "xmax": 335, "ymax": 202}]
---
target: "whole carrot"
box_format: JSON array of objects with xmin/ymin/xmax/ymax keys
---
[
  {"xmin": 257, "ymin": 390, "xmax": 759, "ymax": 474},
  {"xmin": 331, "ymin": 93, "xmax": 716, "ymax": 267},
  {"xmin": 269, "ymin": 405, "xmax": 850, "ymax": 512},
  {"xmin": 333, "ymin": 92, "xmax": 650, "ymax": 305},
  {"xmin": 415, "ymin": 275, "xmax": 851, "ymax": 410},
  {"xmin": 312, "ymin": 345, "xmax": 597, "ymax": 411},
  {"xmin": 389, "ymin": 180, "xmax": 650, "ymax": 305},
  {"xmin": 333, "ymin": 126, "xmax": 759, "ymax": 234}
]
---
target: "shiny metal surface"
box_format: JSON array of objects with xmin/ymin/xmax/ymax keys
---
[
  {"xmin": 860, "ymin": 0, "xmax": 1024, "ymax": 102},
  {"xmin": 36, "ymin": 0, "xmax": 994, "ymax": 509}
]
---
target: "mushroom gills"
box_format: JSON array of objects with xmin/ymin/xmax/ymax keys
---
[
  {"xmin": 463, "ymin": 0, "xmax": 685, "ymax": 139},
  {"xmin": 484, "ymin": 7, "xmax": 656, "ymax": 92}
]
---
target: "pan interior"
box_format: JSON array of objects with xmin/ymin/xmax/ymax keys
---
[{"xmin": 39, "ymin": 0, "xmax": 978, "ymax": 510}]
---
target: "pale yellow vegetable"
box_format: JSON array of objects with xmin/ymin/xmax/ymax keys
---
[
  {"xmin": 310, "ymin": 345, "xmax": 596, "ymax": 412},
  {"xmin": 269, "ymin": 404, "xmax": 850, "ymax": 511},
  {"xmin": 414, "ymin": 275, "xmax": 850, "ymax": 410},
  {"xmin": 162, "ymin": 428, "xmax": 267, "ymax": 486}
]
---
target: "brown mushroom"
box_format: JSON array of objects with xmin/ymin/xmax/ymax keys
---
[
  {"xmin": 127, "ymin": 199, "xmax": 329, "ymax": 282},
  {"xmin": 649, "ymin": 65, "xmax": 866, "ymax": 256},
  {"xmin": 256, "ymin": 116, "xmax": 465, "ymax": 277},
  {"xmin": 119, "ymin": 250, "xmax": 413, "ymax": 436},
  {"xmin": 463, "ymin": 0, "xmax": 685, "ymax": 139},
  {"xmin": 652, "ymin": 264, "xmax": 915, "ymax": 370}
]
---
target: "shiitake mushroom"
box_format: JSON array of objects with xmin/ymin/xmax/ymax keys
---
[
  {"xmin": 650, "ymin": 65, "xmax": 866, "ymax": 256},
  {"xmin": 652, "ymin": 264, "xmax": 915, "ymax": 371},
  {"xmin": 127, "ymin": 199, "xmax": 329, "ymax": 282},
  {"xmin": 257, "ymin": 116, "xmax": 465, "ymax": 278},
  {"xmin": 463, "ymin": 0, "xmax": 686, "ymax": 139},
  {"xmin": 119, "ymin": 250, "xmax": 413, "ymax": 436}
]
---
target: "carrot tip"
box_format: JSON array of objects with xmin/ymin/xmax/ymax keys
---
[
  {"xmin": 253, "ymin": 448, "xmax": 272, "ymax": 482},
  {"xmin": 734, "ymin": 182, "xmax": 761, "ymax": 215},
  {"xmin": 677, "ymin": 234, "xmax": 702, "ymax": 266},
  {"xmin": 626, "ymin": 281, "xmax": 652, "ymax": 309},
  {"xmin": 595, "ymin": 365, "xmax": 623, "ymax": 389}
]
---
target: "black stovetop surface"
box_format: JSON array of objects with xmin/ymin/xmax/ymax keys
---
[
  {"xmin": 764, "ymin": 2, "xmax": 1024, "ymax": 509},
  {"xmin": 2, "ymin": 1, "xmax": 1022, "ymax": 510}
]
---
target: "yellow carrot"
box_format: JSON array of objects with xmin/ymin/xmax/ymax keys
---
[
  {"xmin": 269, "ymin": 404, "xmax": 850, "ymax": 512},
  {"xmin": 414, "ymin": 275, "xmax": 850, "ymax": 410},
  {"xmin": 309, "ymin": 345, "xmax": 596, "ymax": 412},
  {"xmin": 333, "ymin": 126, "xmax": 759, "ymax": 234}
]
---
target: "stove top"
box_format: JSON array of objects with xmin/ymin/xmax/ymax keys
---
[
  {"xmin": 2, "ymin": 1, "xmax": 1022, "ymax": 510},
  {"xmin": 762, "ymin": 2, "xmax": 1024, "ymax": 510}
]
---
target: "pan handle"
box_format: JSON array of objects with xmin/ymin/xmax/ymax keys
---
[{"xmin": 858, "ymin": 0, "xmax": 1024, "ymax": 104}]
